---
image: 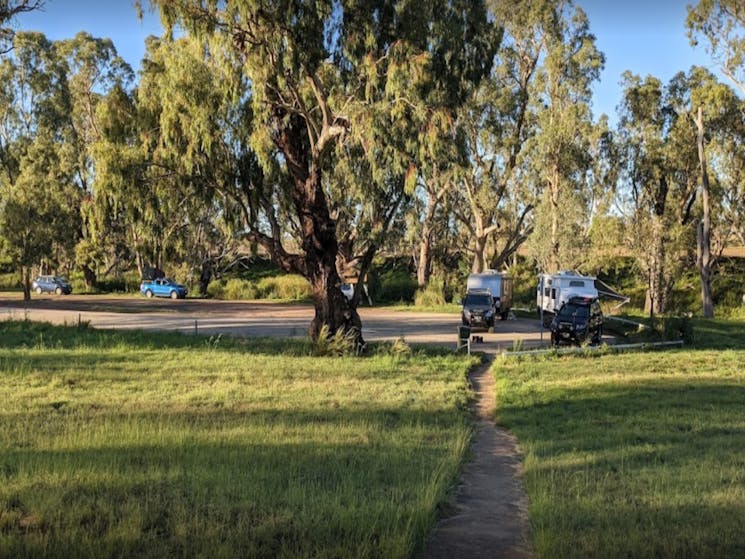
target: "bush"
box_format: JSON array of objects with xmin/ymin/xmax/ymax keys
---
[
  {"xmin": 375, "ymin": 270, "xmax": 417, "ymax": 303},
  {"xmin": 414, "ymin": 282, "xmax": 446, "ymax": 307},
  {"xmin": 257, "ymin": 275, "xmax": 311, "ymax": 300},
  {"xmin": 207, "ymin": 274, "xmax": 310, "ymax": 301}
]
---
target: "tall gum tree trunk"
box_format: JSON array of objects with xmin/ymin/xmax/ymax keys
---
[
  {"xmin": 417, "ymin": 202, "xmax": 437, "ymax": 288},
  {"xmin": 695, "ymin": 106, "xmax": 714, "ymax": 318},
  {"xmin": 281, "ymin": 117, "xmax": 363, "ymax": 344},
  {"xmin": 472, "ymin": 235, "xmax": 487, "ymax": 273},
  {"xmin": 548, "ymin": 167, "xmax": 561, "ymax": 272}
]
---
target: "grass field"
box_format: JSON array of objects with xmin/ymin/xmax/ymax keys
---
[
  {"xmin": 0, "ymin": 321, "xmax": 478, "ymax": 558},
  {"xmin": 494, "ymin": 318, "xmax": 745, "ymax": 558}
]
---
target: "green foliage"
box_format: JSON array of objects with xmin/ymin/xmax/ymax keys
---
[
  {"xmin": 256, "ymin": 275, "xmax": 311, "ymax": 300},
  {"xmin": 374, "ymin": 270, "xmax": 418, "ymax": 304},
  {"xmin": 414, "ymin": 282, "xmax": 446, "ymax": 307},
  {"xmin": 207, "ymin": 274, "xmax": 311, "ymax": 301},
  {"xmin": 0, "ymin": 321, "xmax": 476, "ymax": 558},
  {"xmin": 313, "ymin": 324, "xmax": 359, "ymax": 357}
]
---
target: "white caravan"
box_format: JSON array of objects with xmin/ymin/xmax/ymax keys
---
[
  {"xmin": 536, "ymin": 271, "xmax": 598, "ymax": 327},
  {"xmin": 467, "ymin": 270, "xmax": 513, "ymax": 319}
]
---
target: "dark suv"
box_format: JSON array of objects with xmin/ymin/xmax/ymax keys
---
[
  {"xmin": 461, "ymin": 289, "xmax": 496, "ymax": 330},
  {"xmin": 550, "ymin": 297, "xmax": 603, "ymax": 346},
  {"xmin": 32, "ymin": 275, "xmax": 72, "ymax": 295}
]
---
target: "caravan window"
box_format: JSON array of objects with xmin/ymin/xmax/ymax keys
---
[
  {"xmin": 569, "ymin": 280, "xmax": 585, "ymax": 287},
  {"xmin": 544, "ymin": 287, "xmax": 550, "ymax": 298},
  {"xmin": 551, "ymin": 288, "xmax": 556, "ymax": 299}
]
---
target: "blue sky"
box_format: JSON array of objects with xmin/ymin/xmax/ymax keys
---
[{"xmin": 15, "ymin": 0, "xmax": 724, "ymax": 124}]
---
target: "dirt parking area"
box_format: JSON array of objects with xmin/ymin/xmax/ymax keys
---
[{"xmin": 0, "ymin": 293, "xmax": 556, "ymax": 351}]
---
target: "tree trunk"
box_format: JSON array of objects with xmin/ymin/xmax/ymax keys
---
[
  {"xmin": 549, "ymin": 168, "xmax": 561, "ymax": 272},
  {"xmin": 278, "ymin": 114, "xmax": 363, "ymax": 345},
  {"xmin": 417, "ymin": 201, "xmax": 438, "ymax": 288},
  {"xmin": 300, "ymin": 172, "xmax": 362, "ymax": 342},
  {"xmin": 645, "ymin": 217, "xmax": 668, "ymax": 317},
  {"xmin": 199, "ymin": 258, "xmax": 212, "ymax": 297},
  {"xmin": 472, "ymin": 235, "xmax": 487, "ymax": 273},
  {"xmin": 22, "ymin": 266, "xmax": 31, "ymax": 301},
  {"xmin": 82, "ymin": 265, "xmax": 97, "ymax": 289},
  {"xmin": 695, "ymin": 106, "xmax": 714, "ymax": 318}
]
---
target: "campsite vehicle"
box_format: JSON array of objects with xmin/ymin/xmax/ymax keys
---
[
  {"xmin": 466, "ymin": 270, "xmax": 513, "ymax": 320},
  {"xmin": 550, "ymin": 296, "xmax": 604, "ymax": 346},
  {"xmin": 461, "ymin": 289, "xmax": 497, "ymax": 330},
  {"xmin": 140, "ymin": 278, "xmax": 188, "ymax": 299},
  {"xmin": 537, "ymin": 271, "xmax": 598, "ymax": 327},
  {"xmin": 32, "ymin": 275, "xmax": 72, "ymax": 295}
]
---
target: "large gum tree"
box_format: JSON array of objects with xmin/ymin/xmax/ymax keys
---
[{"xmin": 147, "ymin": 0, "xmax": 496, "ymax": 342}]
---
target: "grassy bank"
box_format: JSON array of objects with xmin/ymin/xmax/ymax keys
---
[
  {"xmin": 0, "ymin": 321, "xmax": 478, "ymax": 558},
  {"xmin": 494, "ymin": 319, "xmax": 745, "ymax": 558}
]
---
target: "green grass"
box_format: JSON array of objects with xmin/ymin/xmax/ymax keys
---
[
  {"xmin": 494, "ymin": 318, "xmax": 745, "ymax": 558},
  {"xmin": 0, "ymin": 321, "xmax": 478, "ymax": 558}
]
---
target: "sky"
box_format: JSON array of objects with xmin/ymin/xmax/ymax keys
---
[{"xmin": 14, "ymin": 0, "xmax": 726, "ymax": 124}]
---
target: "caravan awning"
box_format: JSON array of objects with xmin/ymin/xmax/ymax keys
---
[{"xmin": 594, "ymin": 279, "xmax": 630, "ymax": 304}]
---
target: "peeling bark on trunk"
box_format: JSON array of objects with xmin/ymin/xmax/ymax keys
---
[{"xmin": 644, "ymin": 217, "xmax": 668, "ymax": 317}]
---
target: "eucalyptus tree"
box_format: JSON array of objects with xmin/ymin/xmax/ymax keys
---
[
  {"xmin": 0, "ymin": 32, "xmax": 79, "ymax": 298},
  {"xmin": 453, "ymin": 0, "xmax": 564, "ymax": 274},
  {"xmin": 687, "ymin": 0, "xmax": 745, "ymax": 96},
  {"xmin": 148, "ymin": 0, "xmax": 497, "ymax": 341},
  {"xmin": 0, "ymin": 0, "xmax": 42, "ymax": 54},
  {"xmin": 56, "ymin": 32, "xmax": 133, "ymax": 287},
  {"xmin": 616, "ymin": 68, "xmax": 738, "ymax": 316},
  {"xmin": 676, "ymin": 67, "xmax": 743, "ymax": 316},
  {"xmin": 523, "ymin": 1, "xmax": 605, "ymax": 273}
]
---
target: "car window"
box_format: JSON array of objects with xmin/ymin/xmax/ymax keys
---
[
  {"xmin": 558, "ymin": 304, "xmax": 589, "ymax": 319},
  {"xmin": 465, "ymin": 294, "xmax": 491, "ymax": 306}
]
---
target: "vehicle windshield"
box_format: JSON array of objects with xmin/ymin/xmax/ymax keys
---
[
  {"xmin": 465, "ymin": 294, "xmax": 492, "ymax": 306},
  {"xmin": 558, "ymin": 303, "xmax": 589, "ymax": 319}
]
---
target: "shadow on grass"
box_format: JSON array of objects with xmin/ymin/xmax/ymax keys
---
[
  {"xmin": 498, "ymin": 379, "xmax": 745, "ymax": 559},
  {"xmin": 0, "ymin": 405, "xmax": 467, "ymax": 559},
  {"xmin": 0, "ymin": 319, "xmax": 465, "ymax": 361}
]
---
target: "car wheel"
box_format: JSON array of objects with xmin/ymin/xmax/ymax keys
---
[
  {"xmin": 170, "ymin": 290, "xmax": 179, "ymax": 300},
  {"xmin": 35, "ymin": 286, "xmax": 42, "ymax": 295},
  {"xmin": 145, "ymin": 290, "xmax": 153, "ymax": 299},
  {"xmin": 593, "ymin": 326, "xmax": 603, "ymax": 344}
]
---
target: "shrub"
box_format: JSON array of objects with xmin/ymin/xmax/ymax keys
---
[
  {"xmin": 375, "ymin": 270, "xmax": 417, "ymax": 303},
  {"xmin": 414, "ymin": 282, "xmax": 446, "ymax": 307},
  {"xmin": 257, "ymin": 275, "xmax": 310, "ymax": 300}
]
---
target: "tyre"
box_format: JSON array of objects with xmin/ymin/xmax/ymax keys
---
[
  {"xmin": 592, "ymin": 326, "xmax": 603, "ymax": 345},
  {"xmin": 145, "ymin": 290, "xmax": 153, "ymax": 299},
  {"xmin": 35, "ymin": 286, "xmax": 42, "ymax": 295},
  {"xmin": 170, "ymin": 290, "xmax": 179, "ymax": 300},
  {"xmin": 55, "ymin": 287, "xmax": 62, "ymax": 295}
]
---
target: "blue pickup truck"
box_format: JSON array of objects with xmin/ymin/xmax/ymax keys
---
[{"xmin": 140, "ymin": 278, "xmax": 188, "ymax": 299}]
